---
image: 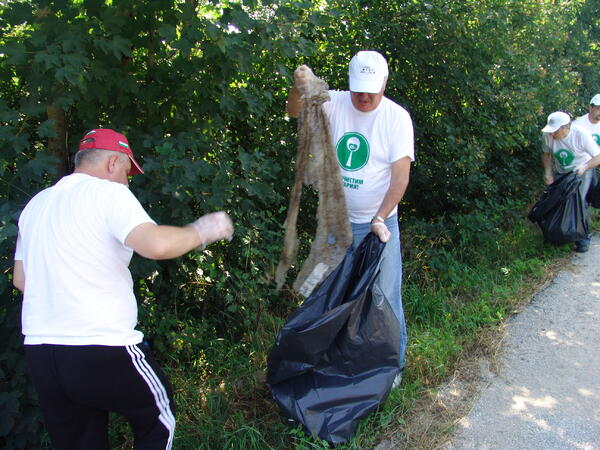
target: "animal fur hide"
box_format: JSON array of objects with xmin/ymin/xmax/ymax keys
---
[{"xmin": 275, "ymin": 74, "xmax": 353, "ymax": 297}]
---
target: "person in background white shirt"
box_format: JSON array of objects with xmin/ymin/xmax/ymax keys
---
[
  {"xmin": 541, "ymin": 111, "xmax": 600, "ymax": 252},
  {"xmin": 13, "ymin": 128, "xmax": 233, "ymax": 450},
  {"xmin": 286, "ymin": 51, "xmax": 414, "ymax": 388},
  {"xmin": 573, "ymin": 94, "xmax": 600, "ymax": 146}
]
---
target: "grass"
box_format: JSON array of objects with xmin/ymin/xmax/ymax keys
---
[{"xmin": 108, "ymin": 209, "xmax": 583, "ymax": 449}]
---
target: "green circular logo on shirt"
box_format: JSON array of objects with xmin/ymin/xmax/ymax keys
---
[
  {"xmin": 593, "ymin": 134, "xmax": 600, "ymax": 146},
  {"xmin": 554, "ymin": 148, "xmax": 575, "ymax": 168},
  {"xmin": 336, "ymin": 132, "xmax": 369, "ymax": 171}
]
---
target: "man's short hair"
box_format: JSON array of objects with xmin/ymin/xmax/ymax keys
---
[{"xmin": 74, "ymin": 148, "xmax": 128, "ymax": 169}]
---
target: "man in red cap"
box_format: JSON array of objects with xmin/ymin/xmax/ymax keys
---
[{"xmin": 13, "ymin": 128, "xmax": 233, "ymax": 449}]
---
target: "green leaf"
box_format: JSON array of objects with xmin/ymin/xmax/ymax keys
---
[
  {"xmin": 20, "ymin": 101, "xmax": 46, "ymax": 117},
  {"xmin": 33, "ymin": 49, "xmax": 60, "ymax": 70},
  {"xmin": 0, "ymin": 42, "xmax": 28, "ymax": 65},
  {"xmin": 36, "ymin": 120, "xmax": 57, "ymax": 139},
  {"xmin": 158, "ymin": 24, "xmax": 177, "ymax": 42},
  {"xmin": 24, "ymin": 151, "xmax": 58, "ymax": 178},
  {"xmin": 2, "ymin": 1, "xmax": 33, "ymax": 26},
  {"xmin": 0, "ymin": 222, "xmax": 18, "ymax": 240},
  {"xmin": 215, "ymin": 37, "xmax": 227, "ymax": 54}
]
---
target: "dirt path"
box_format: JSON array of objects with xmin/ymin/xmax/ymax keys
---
[{"xmin": 444, "ymin": 238, "xmax": 600, "ymax": 449}]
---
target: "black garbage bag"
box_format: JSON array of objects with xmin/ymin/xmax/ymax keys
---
[
  {"xmin": 528, "ymin": 172, "xmax": 589, "ymax": 244},
  {"xmin": 586, "ymin": 169, "xmax": 600, "ymax": 208},
  {"xmin": 267, "ymin": 233, "xmax": 401, "ymax": 445}
]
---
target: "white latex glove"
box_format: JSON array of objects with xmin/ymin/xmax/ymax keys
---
[
  {"xmin": 188, "ymin": 212, "xmax": 234, "ymax": 250},
  {"xmin": 371, "ymin": 222, "xmax": 391, "ymax": 243},
  {"xmin": 294, "ymin": 64, "xmax": 317, "ymax": 95},
  {"xmin": 544, "ymin": 173, "xmax": 554, "ymax": 185}
]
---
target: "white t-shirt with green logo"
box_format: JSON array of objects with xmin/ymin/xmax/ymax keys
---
[
  {"xmin": 542, "ymin": 125, "xmax": 600, "ymax": 174},
  {"xmin": 322, "ymin": 90, "xmax": 414, "ymax": 223},
  {"xmin": 573, "ymin": 114, "xmax": 600, "ymax": 147}
]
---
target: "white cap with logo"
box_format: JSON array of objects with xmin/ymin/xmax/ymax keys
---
[
  {"xmin": 590, "ymin": 94, "xmax": 600, "ymax": 106},
  {"xmin": 542, "ymin": 111, "xmax": 571, "ymax": 133},
  {"xmin": 348, "ymin": 51, "xmax": 389, "ymax": 94}
]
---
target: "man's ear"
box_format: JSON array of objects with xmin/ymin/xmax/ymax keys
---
[{"xmin": 106, "ymin": 154, "xmax": 120, "ymax": 173}]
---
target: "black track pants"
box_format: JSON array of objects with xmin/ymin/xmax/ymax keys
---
[{"xmin": 24, "ymin": 344, "xmax": 175, "ymax": 450}]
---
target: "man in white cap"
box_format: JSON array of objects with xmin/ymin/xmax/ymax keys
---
[
  {"xmin": 286, "ymin": 51, "xmax": 414, "ymax": 387},
  {"xmin": 13, "ymin": 128, "xmax": 233, "ymax": 449},
  {"xmin": 573, "ymin": 94, "xmax": 600, "ymax": 146},
  {"xmin": 541, "ymin": 111, "xmax": 600, "ymax": 252}
]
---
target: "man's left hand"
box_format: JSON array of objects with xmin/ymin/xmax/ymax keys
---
[
  {"xmin": 576, "ymin": 164, "xmax": 588, "ymax": 176},
  {"xmin": 371, "ymin": 222, "xmax": 390, "ymax": 243}
]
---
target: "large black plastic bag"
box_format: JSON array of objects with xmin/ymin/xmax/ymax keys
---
[
  {"xmin": 528, "ymin": 172, "xmax": 589, "ymax": 244},
  {"xmin": 267, "ymin": 233, "xmax": 401, "ymax": 445},
  {"xmin": 586, "ymin": 169, "xmax": 600, "ymax": 208}
]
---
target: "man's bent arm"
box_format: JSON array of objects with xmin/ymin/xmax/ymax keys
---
[
  {"xmin": 579, "ymin": 153, "xmax": 600, "ymax": 173},
  {"xmin": 13, "ymin": 260, "xmax": 25, "ymax": 292},
  {"xmin": 125, "ymin": 223, "xmax": 202, "ymax": 260},
  {"xmin": 542, "ymin": 152, "xmax": 554, "ymax": 184},
  {"xmin": 125, "ymin": 212, "xmax": 233, "ymax": 260},
  {"xmin": 14, "ymin": 228, "xmax": 203, "ymax": 287},
  {"xmin": 374, "ymin": 157, "xmax": 412, "ymax": 219}
]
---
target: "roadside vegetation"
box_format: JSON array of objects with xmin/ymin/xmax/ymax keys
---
[{"xmin": 1, "ymin": 0, "xmax": 598, "ymax": 448}]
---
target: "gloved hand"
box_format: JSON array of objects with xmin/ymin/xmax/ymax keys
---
[
  {"xmin": 294, "ymin": 65, "xmax": 316, "ymax": 96},
  {"xmin": 188, "ymin": 212, "xmax": 234, "ymax": 250},
  {"xmin": 544, "ymin": 173, "xmax": 554, "ymax": 185},
  {"xmin": 371, "ymin": 221, "xmax": 391, "ymax": 243}
]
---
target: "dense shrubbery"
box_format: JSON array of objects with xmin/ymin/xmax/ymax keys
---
[{"xmin": 1, "ymin": 0, "xmax": 598, "ymax": 447}]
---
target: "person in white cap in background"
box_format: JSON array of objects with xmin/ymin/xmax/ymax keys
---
[
  {"xmin": 573, "ymin": 94, "xmax": 600, "ymax": 146},
  {"xmin": 286, "ymin": 51, "xmax": 414, "ymax": 387},
  {"xmin": 13, "ymin": 128, "xmax": 233, "ymax": 449},
  {"xmin": 541, "ymin": 111, "xmax": 600, "ymax": 252}
]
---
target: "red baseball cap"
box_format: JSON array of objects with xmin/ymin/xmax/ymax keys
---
[{"xmin": 78, "ymin": 129, "xmax": 144, "ymax": 175}]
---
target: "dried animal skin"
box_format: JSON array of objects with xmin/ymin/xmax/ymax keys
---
[{"xmin": 275, "ymin": 73, "xmax": 353, "ymax": 296}]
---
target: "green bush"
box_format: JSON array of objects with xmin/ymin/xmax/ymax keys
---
[{"xmin": 1, "ymin": 0, "xmax": 598, "ymax": 447}]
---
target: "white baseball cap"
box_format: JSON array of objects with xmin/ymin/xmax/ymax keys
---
[
  {"xmin": 590, "ymin": 94, "xmax": 600, "ymax": 106},
  {"xmin": 541, "ymin": 111, "xmax": 571, "ymax": 133},
  {"xmin": 348, "ymin": 51, "xmax": 389, "ymax": 94}
]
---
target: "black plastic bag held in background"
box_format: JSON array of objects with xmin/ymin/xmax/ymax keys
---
[
  {"xmin": 528, "ymin": 172, "xmax": 589, "ymax": 244},
  {"xmin": 267, "ymin": 233, "xmax": 401, "ymax": 445},
  {"xmin": 586, "ymin": 169, "xmax": 600, "ymax": 208}
]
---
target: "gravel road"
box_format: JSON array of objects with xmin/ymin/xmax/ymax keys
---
[{"xmin": 445, "ymin": 238, "xmax": 600, "ymax": 449}]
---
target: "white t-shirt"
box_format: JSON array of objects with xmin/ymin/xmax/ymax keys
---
[
  {"xmin": 322, "ymin": 91, "xmax": 414, "ymax": 223},
  {"xmin": 542, "ymin": 125, "xmax": 600, "ymax": 173},
  {"xmin": 573, "ymin": 113, "xmax": 600, "ymax": 146},
  {"xmin": 14, "ymin": 173, "xmax": 155, "ymax": 346}
]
